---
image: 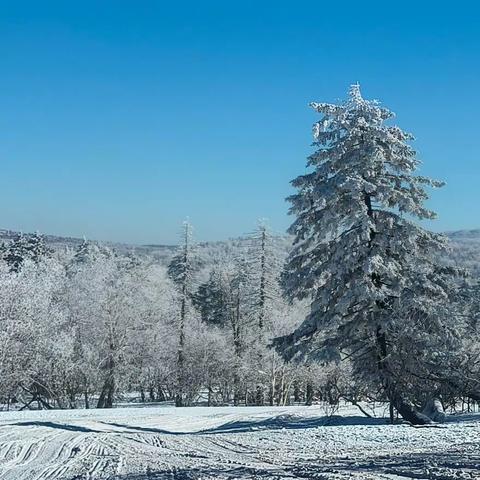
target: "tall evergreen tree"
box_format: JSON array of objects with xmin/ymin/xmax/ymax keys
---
[
  {"xmin": 246, "ymin": 221, "xmax": 284, "ymax": 405},
  {"xmin": 168, "ymin": 220, "xmax": 197, "ymax": 407},
  {"xmin": 248, "ymin": 220, "xmax": 281, "ymax": 332},
  {"xmin": 276, "ymin": 85, "xmax": 459, "ymax": 424}
]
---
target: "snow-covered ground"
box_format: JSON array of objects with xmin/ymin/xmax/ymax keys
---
[{"xmin": 0, "ymin": 404, "xmax": 479, "ymax": 479}]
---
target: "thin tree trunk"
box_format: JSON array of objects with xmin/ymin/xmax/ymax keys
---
[
  {"xmin": 305, "ymin": 382, "xmax": 314, "ymax": 406},
  {"xmin": 84, "ymin": 390, "xmax": 89, "ymax": 409},
  {"xmin": 233, "ymin": 291, "xmax": 242, "ymax": 406},
  {"xmin": 207, "ymin": 385, "xmax": 212, "ymax": 407},
  {"xmin": 258, "ymin": 228, "xmax": 267, "ymax": 330},
  {"xmin": 293, "ymin": 381, "xmax": 301, "ymax": 403},
  {"xmin": 175, "ymin": 292, "xmax": 186, "ymax": 407},
  {"xmin": 175, "ymin": 225, "xmax": 190, "ymax": 408}
]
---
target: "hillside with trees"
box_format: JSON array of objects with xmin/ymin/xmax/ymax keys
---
[{"xmin": 1, "ymin": 88, "xmax": 479, "ymax": 428}]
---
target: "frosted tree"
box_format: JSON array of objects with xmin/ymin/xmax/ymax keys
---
[
  {"xmin": 70, "ymin": 238, "xmax": 112, "ymax": 268},
  {"xmin": 0, "ymin": 257, "xmax": 66, "ymax": 409},
  {"xmin": 244, "ymin": 221, "xmax": 284, "ymax": 404},
  {"xmin": 227, "ymin": 255, "xmax": 252, "ymax": 405},
  {"xmin": 2, "ymin": 233, "xmax": 52, "ymax": 272},
  {"xmin": 430, "ymin": 281, "xmax": 480, "ymax": 404},
  {"xmin": 65, "ymin": 246, "xmax": 154, "ymax": 408},
  {"xmin": 64, "ymin": 241, "xmax": 113, "ymax": 407},
  {"xmin": 168, "ymin": 220, "xmax": 198, "ymax": 407},
  {"xmin": 276, "ymin": 84, "xmax": 459, "ymax": 424},
  {"xmin": 193, "ymin": 269, "xmax": 229, "ymax": 327},
  {"xmin": 248, "ymin": 220, "xmax": 282, "ymax": 331},
  {"xmin": 123, "ymin": 262, "xmax": 179, "ymax": 404},
  {"xmin": 192, "ymin": 254, "xmax": 252, "ymax": 405}
]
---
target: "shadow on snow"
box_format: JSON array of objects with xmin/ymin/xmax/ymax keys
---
[
  {"xmin": 6, "ymin": 421, "xmax": 100, "ymax": 433},
  {"xmin": 92, "ymin": 414, "xmax": 384, "ymax": 436}
]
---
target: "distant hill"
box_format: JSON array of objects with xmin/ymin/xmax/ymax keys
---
[
  {"xmin": 0, "ymin": 228, "xmax": 178, "ymax": 264},
  {"xmin": 443, "ymin": 230, "xmax": 480, "ymax": 277},
  {"xmin": 1, "ymin": 228, "xmax": 479, "ymax": 277},
  {"xmin": 445, "ymin": 229, "xmax": 480, "ymax": 240}
]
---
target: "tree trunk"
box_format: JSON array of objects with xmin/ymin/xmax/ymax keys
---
[
  {"xmin": 293, "ymin": 381, "xmax": 301, "ymax": 403},
  {"xmin": 376, "ymin": 327, "xmax": 431, "ymax": 424},
  {"xmin": 389, "ymin": 402, "xmax": 395, "ymax": 424},
  {"xmin": 175, "ymin": 292, "xmax": 186, "ymax": 407},
  {"xmin": 207, "ymin": 385, "xmax": 212, "ymax": 407},
  {"xmin": 365, "ymin": 192, "xmax": 430, "ymax": 426},
  {"xmin": 233, "ymin": 375, "xmax": 240, "ymax": 406},
  {"xmin": 305, "ymin": 382, "xmax": 314, "ymax": 406},
  {"xmin": 97, "ymin": 354, "xmax": 115, "ymax": 409},
  {"xmin": 232, "ymin": 291, "xmax": 242, "ymax": 406},
  {"xmin": 255, "ymin": 385, "xmax": 264, "ymax": 406},
  {"xmin": 258, "ymin": 228, "xmax": 267, "ymax": 330},
  {"xmin": 157, "ymin": 385, "xmax": 166, "ymax": 402}
]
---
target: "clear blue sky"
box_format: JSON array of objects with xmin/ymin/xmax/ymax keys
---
[{"xmin": 0, "ymin": 1, "xmax": 478, "ymax": 244}]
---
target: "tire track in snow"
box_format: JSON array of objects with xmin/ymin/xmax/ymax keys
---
[{"xmin": 0, "ymin": 406, "xmax": 478, "ymax": 479}]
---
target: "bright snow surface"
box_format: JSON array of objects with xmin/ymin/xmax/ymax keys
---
[{"xmin": 0, "ymin": 404, "xmax": 479, "ymax": 479}]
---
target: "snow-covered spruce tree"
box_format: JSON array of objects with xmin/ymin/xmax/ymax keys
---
[
  {"xmin": 70, "ymin": 238, "xmax": 113, "ymax": 268},
  {"xmin": 193, "ymin": 269, "xmax": 230, "ymax": 327},
  {"xmin": 168, "ymin": 220, "xmax": 198, "ymax": 407},
  {"xmin": 3, "ymin": 232, "xmax": 52, "ymax": 272},
  {"xmin": 276, "ymin": 84, "xmax": 459, "ymax": 424}
]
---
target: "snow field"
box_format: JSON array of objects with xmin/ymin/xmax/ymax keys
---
[{"xmin": 0, "ymin": 405, "xmax": 479, "ymax": 479}]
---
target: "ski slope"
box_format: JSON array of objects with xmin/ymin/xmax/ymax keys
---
[{"xmin": 0, "ymin": 404, "xmax": 478, "ymax": 479}]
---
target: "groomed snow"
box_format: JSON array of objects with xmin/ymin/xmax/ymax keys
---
[{"xmin": 0, "ymin": 404, "xmax": 479, "ymax": 479}]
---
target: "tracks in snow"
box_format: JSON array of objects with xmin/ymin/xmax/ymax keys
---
[{"xmin": 0, "ymin": 406, "xmax": 479, "ymax": 479}]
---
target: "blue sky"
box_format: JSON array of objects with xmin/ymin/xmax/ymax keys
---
[{"xmin": 0, "ymin": 1, "xmax": 478, "ymax": 244}]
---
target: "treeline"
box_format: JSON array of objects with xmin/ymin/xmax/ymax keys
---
[
  {"xmin": 1, "ymin": 225, "xmax": 479, "ymax": 417},
  {"xmin": 0, "ymin": 227, "xmax": 348, "ymax": 410}
]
